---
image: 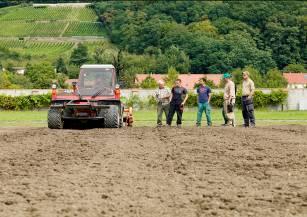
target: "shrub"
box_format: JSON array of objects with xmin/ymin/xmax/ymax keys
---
[
  {"xmin": 140, "ymin": 76, "xmax": 158, "ymax": 89},
  {"xmin": 193, "ymin": 77, "xmax": 217, "ymax": 89},
  {"xmin": 125, "ymin": 94, "xmax": 145, "ymax": 110},
  {"xmin": 172, "ymin": 89, "xmax": 287, "ymax": 109},
  {"xmin": 0, "ymin": 94, "xmax": 51, "ymax": 110},
  {"xmin": 164, "ymin": 66, "xmax": 179, "ymax": 88},
  {"xmin": 283, "ymin": 64, "xmax": 306, "ymax": 73},
  {"xmin": 265, "ymin": 68, "xmax": 288, "ymax": 88}
]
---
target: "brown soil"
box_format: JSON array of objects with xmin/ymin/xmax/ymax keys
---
[{"xmin": 0, "ymin": 126, "xmax": 307, "ymax": 217}]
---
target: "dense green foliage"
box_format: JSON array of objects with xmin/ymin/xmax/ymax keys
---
[
  {"xmin": 164, "ymin": 66, "xmax": 179, "ymax": 88},
  {"xmin": 25, "ymin": 63, "xmax": 57, "ymax": 88},
  {"xmin": 0, "ymin": 71, "xmax": 32, "ymax": 89},
  {"xmin": 69, "ymin": 43, "xmax": 89, "ymax": 66},
  {"xmin": 0, "ymin": 94, "xmax": 51, "ymax": 110},
  {"xmin": 0, "ymin": 88, "xmax": 289, "ymax": 110},
  {"xmin": 186, "ymin": 89, "xmax": 288, "ymax": 108},
  {"xmin": 94, "ymin": 1, "xmax": 306, "ymax": 74},
  {"xmin": 140, "ymin": 76, "xmax": 158, "ymax": 89}
]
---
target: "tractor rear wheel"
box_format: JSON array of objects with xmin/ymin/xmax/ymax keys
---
[
  {"xmin": 48, "ymin": 109, "xmax": 63, "ymax": 129},
  {"xmin": 104, "ymin": 105, "xmax": 122, "ymax": 128}
]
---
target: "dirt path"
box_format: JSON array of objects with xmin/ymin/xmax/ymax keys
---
[{"xmin": 0, "ymin": 126, "xmax": 307, "ymax": 217}]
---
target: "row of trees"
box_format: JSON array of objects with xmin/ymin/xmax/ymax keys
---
[
  {"xmin": 139, "ymin": 65, "xmax": 288, "ymax": 89},
  {"xmin": 0, "ymin": 41, "xmax": 301, "ymax": 89},
  {"xmin": 0, "ymin": 63, "xmax": 67, "ymax": 89}
]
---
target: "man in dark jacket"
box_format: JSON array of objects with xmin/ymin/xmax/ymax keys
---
[{"xmin": 166, "ymin": 79, "xmax": 188, "ymax": 127}]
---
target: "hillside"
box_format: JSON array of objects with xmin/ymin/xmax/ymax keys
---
[
  {"xmin": 0, "ymin": 1, "xmax": 306, "ymax": 89},
  {"xmin": 94, "ymin": 1, "xmax": 306, "ymax": 74},
  {"xmin": 0, "ymin": 5, "xmax": 106, "ymax": 37},
  {"xmin": 0, "ymin": 4, "xmax": 108, "ymax": 71}
]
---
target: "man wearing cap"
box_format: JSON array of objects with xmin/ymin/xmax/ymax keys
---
[
  {"xmin": 242, "ymin": 71, "xmax": 256, "ymax": 127},
  {"xmin": 222, "ymin": 73, "xmax": 236, "ymax": 126},
  {"xmin": 196, "ymin": 79, "xmax": 212, "ymax": 127},
  {"xmin": 155, "ymin": 80, "xmax": 171, "ymax": 127}
]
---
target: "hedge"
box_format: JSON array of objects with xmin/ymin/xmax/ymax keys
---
[
  {"xmin": 186, "ymin": 89, "xmax": 288, "ymax": 108},
  {"xmin": 0, "ymin": 94, "xmax": 51, "ymax": 110},
  {"xmin": 0, "ymin": 89, "xmax": 287, "ymax": 110},
  {"xmin": 122, "ymin": 89, "xmax": 288, "ymax": 109}
]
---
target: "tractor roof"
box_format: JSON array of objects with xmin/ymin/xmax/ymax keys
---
[{"xmin": 80, "ymin": 64, "xmax": 115, "ymax": 69}]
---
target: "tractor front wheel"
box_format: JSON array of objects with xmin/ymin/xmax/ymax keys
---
[{"xmin": 48, "ymin": 109, "xmax": 63, "ymax": 129}]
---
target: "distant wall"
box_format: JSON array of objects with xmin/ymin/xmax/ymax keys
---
[
  {"xmin": 287, "ymin": 89, "xmax": 307, "ymax": 110},
  {"xmin": 0, "ymin": 88, "xmax": 306, "ymax": 110}
]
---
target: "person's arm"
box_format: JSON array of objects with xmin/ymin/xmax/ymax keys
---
[
  {"xmin": 208, "ymin": 91, "xmax": 212, "ymax": 104},
  {"xmin": 208, "ymin": 93, "xmax": 212, "ymax": 103},
  {"xmin": 229, "ymin": 83, "xmax": 236, "ymax": 100},
  {"xmin": 163, "ymin": 88, "xmax": 171, "ymax": 99},
  {"xmin": 169, "ymin": 88, "xmax": 174, "ymax": 102},
  {"xmin": 249, "ymin": 80, "xmax": 255, "ymax": 98},
  {"xmin": 181, "ymin": 88, "xmax": 188, "ymax": 105},
  {"xmin": 155, "ymin": 90, "xmax": 160, "ymax": 101},
  {"xmin": 196, "ymin": 88, "xmax": 200, "ymax": 103},
  {"xmin": 182, "ymin": 94, "xmax": 188, "ymax": 105}
]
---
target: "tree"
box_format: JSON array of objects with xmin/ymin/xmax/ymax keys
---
[
  {"xmin": 194, "ymin": 77, "xmax": 217, "ymax": 89},
  {"xmin": 232, "ymin": 66, "xmax": 263, "ymax": 88},
  {"xmin": 188, "ymin": 19, "xmax": 218, "ymax": 37},
  {"xmin": 158, "ymin": 46, "xmax": 190, "ymax": 73},
  {"xmin": 56, "ymin": 73, "xmax": 69, "ymax": 89},
  {"xmin": 70, "ymin": 43, "xmax": 89, "ymax": 67},
  {"xmin": 8, "ymin": 73, "xmax": 32, "ymax": 89},
  {"xmin": 282, "ymin": 64, "xmax": 306, "ymax": 73},
  {"xmin": 164, "ymin": 66, "xmax": 179, "ymax": 88},
  {"xmin": 223, "ymin": 31, "xmax": 276, "ymax": 74},
  {"xmin": 93, "ymin": 43, "xmax": 106, "ymax": 64},
  {"xmin": 26, "ymin": 63, "xmax": 57, "ymax": 89},
  {"xmin": 0, "ymin": 72, "xmax": 13, "ymax": 89},
  {"xmin": 140, "ymin": 76, "xmax": 158, "ymax": 89},
  {"xmin": 55, "ymin": 57, "xmax": 68, "ymax": 74},
  {"xmin": 263, "ymin": 18, "xmax": 302, "ymax": 69},
  {"xmin": 112, "ymin": 49, "xmax": 125, "ymax": 83},
  {"xmin": 265, "ymin": 68, "xmax": 288, "ymax": 88}
]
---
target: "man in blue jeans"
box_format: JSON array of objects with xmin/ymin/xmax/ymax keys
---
[{"xmin": 196, "ymin": 79, "xmax": 212, "ymax": 127}]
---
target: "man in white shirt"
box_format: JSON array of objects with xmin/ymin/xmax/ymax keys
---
[
  {"xmin": 222, "ymin": 73, "xmax": 236, "ymax": 127},
  {"xmin": 155, "ymin": 80, "xmax": 171, "ymax": 127},
  {"xmin": 242, "ymin": 71, "xmax": 256, "ymax": 127}
]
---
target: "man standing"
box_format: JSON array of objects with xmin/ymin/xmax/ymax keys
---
[
  {"xmin": 222, "ymin": 73, "xmax": 236, "ymax": 127},
  {"xmin": 196, "ymin": 79, "xmax": 212, "ymax": 127},
  {"xmin": 167, "ymin": 79, "xmax": 188, "ymax": 127},
  {"xmin": 242, "ymin": 71, "xmax": 256, "ymax": 127},
  {"xmin": 155, "ymin": 80, "xmax": 171, "ymax": 127}
]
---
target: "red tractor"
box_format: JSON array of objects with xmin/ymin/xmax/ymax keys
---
[{"xmin": 48, "ymin": 64, "xmax": 133, "ymax": 129}]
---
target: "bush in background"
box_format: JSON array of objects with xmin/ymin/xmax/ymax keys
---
[
  {"xmin": 140, "ymin": 76, "xmax": 158, "ymax": 89},
  {"xmin": 0, "ymin": 94, "xmax": 51, "ymax": 110},
  {"xmin": 0, "ymin": 89, "xmax": 287, "ymax": 110}
]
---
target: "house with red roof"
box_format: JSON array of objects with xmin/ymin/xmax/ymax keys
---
[
  {"xmin": 136, "ymin": 74, "xmax": 223, "ymax": 90},
  {"xmin": 283, "ymin": 73, "xmax": 307, "ymax": 88}
]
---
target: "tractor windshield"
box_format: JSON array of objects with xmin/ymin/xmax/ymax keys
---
[{"xmin": 78, "ymin": 68, "xmax": 115, "ymax": 96}]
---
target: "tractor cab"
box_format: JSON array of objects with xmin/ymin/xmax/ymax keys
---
[{"xmin": 78, "ymin": 65, "xmax": 116, "ymax": 97}]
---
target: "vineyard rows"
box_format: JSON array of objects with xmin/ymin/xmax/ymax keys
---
[
  {"xmin": 0, "ymin": 6, "xmax": 97, "ymax": 22},
  {"xmin": 0, "ymin": 21, "xmax": 106, "ymax": 37},
  {"xmin": 0, "ymin": 40, "xmax": 75, "ymax": 57},
  {"xmin": 0, "ymin": 5, "xmax": 105, "ymax": 37}
]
